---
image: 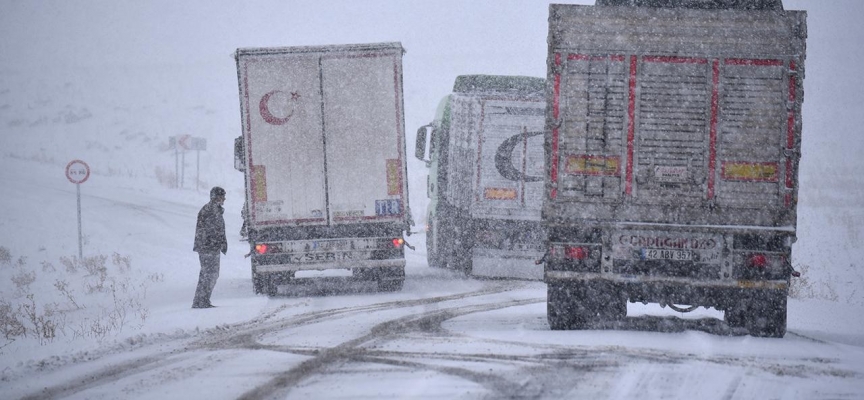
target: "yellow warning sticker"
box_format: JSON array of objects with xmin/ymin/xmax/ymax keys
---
[
  {"xmin": 386, "ymin": 159, "xmax": 402, "ymax": 195},
  {"xmin": 484, "ymin": 187, "xmax": 518, "ymax": 200},
  {"xmin": 564, "ymin": 155, "xmax": 620, "ymax": 176},
  {"xmin": 722, "ymin": 162, "xmax": 778, "ymax": 182},
  {"xmin": 251, "ymin": 165, "xmax": 267, "ymax": 202}
]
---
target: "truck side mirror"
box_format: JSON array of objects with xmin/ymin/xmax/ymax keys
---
[{"xmin": 415, "ymin": 124, "xmax": 432, "ymax": 163}]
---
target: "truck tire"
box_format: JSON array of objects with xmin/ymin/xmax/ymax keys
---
[
  {"xmin": 726, "ymin": 290, "xmax": 787, "ymax": 337},
  {"xmin": 547, "ymin": 283, "xmax": 575, "ymax": 330},
  {"xmin": 745, "ymin": 290, "xmax": 787, "ymax": 338},
  {"xmin": 426, "ymin": 216, "xmax": 446, "ymax": 269},
  {"xmin": 264, "ymin": 277, "xmax": 279, "ymax": 297},
  {"xmin": 547, "ymin": 281, "xmax": 617, "ymax": 330},
  {"xmin": 378, "ymin": 278, "xmax": 404, "ymax": 292},
  {"xmin": 252, "ymin": 271, "xmax": 266, "ymax": 295},
  {"xmin": 451, "ymin": 223, "xmax": 474, "ymax": 276},
  {"xmin": 602, "ymin": 292, "xmax": 627, "ymax": 321},
  {"xmin": 724, "ymin": 306, "xmax": 747, "ymax": 329}
]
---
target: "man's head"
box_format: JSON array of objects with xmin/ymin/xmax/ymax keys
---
[{"xmin": 210, "ymin": 186, "xmax": 226, "ymax": 204}]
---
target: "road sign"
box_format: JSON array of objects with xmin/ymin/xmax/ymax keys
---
[
  {"xmin": 65, "ymin": 159, "xmax": 90, "ymax": 184},
  {"xmin": 177, "ymin": 134, "xmax": 192, "ymax": 150},
  {"xmin": 168, "ymin": 135, "xmax": 206, "ymax": 151},
  {"xmin": 65, "ymin": 159, "xmax": 90, "ymax": 259},
  {"xmin": 190, "ymin": 137, "xmax": 207, "ymax": 151}
]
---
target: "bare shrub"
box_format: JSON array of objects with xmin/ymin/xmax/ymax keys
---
[
  {"xmin": 0, "ymin": 300, "xmax": 25, "ymax": 339},
  {"xmin": 0, "ymin": 250, "xmax": 155, "ymax": 350},
  {"xmin": 10, "ymin": 268, "xmax": 36, "ymax": 297},
  {"xmin": 19, "ymin": 294, "xmax": 59, "ymax": 344},
  {"xmin": 41, "ymin": 261, "xmax": 56, "ymax": 273},
  {"xmin": 59, "ymin": 256, "xmax": 77, "ymax": 273},
  {"xmin": 0, "ymin": 246, "xmax": 11, "ymax": 265},
  {"xmin": 63, "ymin": 255, "xmax": 111, "ymax": 293},
  {"xmin": 789, "ymin": 262, "xmax": 840, "ymax": 302},
  {"xmin": 54, "ymin": 280, "xmax": 83, "ymax": 311},
  {"xmin": 112, "ymin": 252, "xmax": 131, "ymax": 273}
]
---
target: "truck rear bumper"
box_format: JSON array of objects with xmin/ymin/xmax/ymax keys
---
[
  {"xmin": 545, "ymin": 271, "xmax": 787, "ymax": 290},
  {"xmin": 545, "ymin": 271, "xmax": 787, "ymax": 309},
  {"xmin": 256, "ymin": 259, "xmax": 405, "ymax": 273}
]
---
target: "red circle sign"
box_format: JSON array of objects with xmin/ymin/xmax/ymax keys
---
[{"xmin": 65, "ymin": 160, "xmax": 90, "ymax": 184}]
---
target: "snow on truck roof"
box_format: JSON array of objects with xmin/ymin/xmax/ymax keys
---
[
  {"xmin": 452, "ymin": 75, "xmax": 545, "ymax": 96},
  {"xmin": 595, "ymin": 0, "xmax": 783, "ymax": 10}
]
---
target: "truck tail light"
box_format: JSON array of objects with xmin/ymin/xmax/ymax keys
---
[
  {"xmin": 748, "ymin": 253, "xmax": 767, "ymax": 268},
  {"xmin": 392, "ymin": 238, "xmax": 405, "ymax": 248},
  {"xmin": 255, "ymin": 244, "xmax": 269, "ymax": 254},
  {"xmin": 565, "ymin": 246, "xmax": 589, "ymax": 260}
]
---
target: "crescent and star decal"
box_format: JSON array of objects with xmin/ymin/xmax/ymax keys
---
[
  {"xmin": 259, "ymin": 90, "xmax": 300, "ymax": 125},
  {"xmin": 494, "ymin": 130, "xmax": 543, "ymax": 182}
]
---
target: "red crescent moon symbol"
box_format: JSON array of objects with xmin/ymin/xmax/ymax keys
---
[{"xmin": 259, "ymin": 90, "xmax": 294, "ymax": 125}]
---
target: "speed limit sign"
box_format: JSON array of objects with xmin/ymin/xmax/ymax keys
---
[{"xmin": 65, "ymin": 160, "xmax": 90, "ymax": 184}]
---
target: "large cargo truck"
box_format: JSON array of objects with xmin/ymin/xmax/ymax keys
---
[
  {"xmin": 234, "ymin": 43, "xmax": 411, "ymax": 296},
  {"xmin": 543, "ymin": 1, "xmax": 806, "ymax": 337},
  {"xmin": 415, "ymin": 75, "xmax": 546, "ymax": 280}
]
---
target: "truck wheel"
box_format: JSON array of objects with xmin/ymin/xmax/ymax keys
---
[
  {"xmin": 744, "ymin": 291, "xmax": 787, "ymax": 338},
  {"xmin": 252, "ymin": 271, "xmax": 266, "ymax": 295},
  {"xmin": 264, "ymin": 278, "xmax": 279, "ymax": 297},
  {"xmin": 602, "ymin": 293, "xmax": 627, "ymax": 321},
  {"xmin": 547, "ymin": 283, "xmax": 576, "ymax": 330},
  {"xmin": 724, "ymin": 306, "xmax": 747, "ymax": 329},
  {"xmin": 378, "ymin": 279, "xmax": 404, "ymax": 292},
  {"xmin": 451, "ymin": 224, "xmax": 474, "ymax": 276},
  {"xmin": 452, "ymin": 248, "xmax": 473, "ymax": 276},
  {"xmin": 426, "ymin": 218, "xmax": 445, "ymax": 269}
]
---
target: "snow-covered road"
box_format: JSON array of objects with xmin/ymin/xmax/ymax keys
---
[
  {"xmin": 7, "ymin": 275, "xmax": 864, "ymax": 398},
  {"xmin": 2, "ymin": 160, "xmax": 864, "ymax": 399}
]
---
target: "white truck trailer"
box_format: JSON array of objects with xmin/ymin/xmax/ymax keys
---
[
  {"xmin": 543, "ymin": 1, "xmax": 806, "ymax": 337},
  {"xmin": 234, "ymin": 43, "xmax": 411, "ymax": 295},
  {"xmin": 416, "ymin": 75, "xmax": 546, "ymax": 280}
]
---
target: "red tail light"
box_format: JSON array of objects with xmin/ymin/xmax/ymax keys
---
[
  {"xmin": 392, "ymin": 238, "xmax": 405, "ymax": 248},
  {"xmin": 255, "ymin": 244, "xmax": 268, "ymax": 254},
  {"xmin": 749, "ymin": 254, "xmax": 767, "ymax": 268},
  {"xmin": 565, "ymin": 246, "xmax": 589, "ymax": 260}
]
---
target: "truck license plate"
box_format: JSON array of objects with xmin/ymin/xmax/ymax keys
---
[{"xmin": 642, "ymin": 248, "xmax": 693, "ymax": 261}]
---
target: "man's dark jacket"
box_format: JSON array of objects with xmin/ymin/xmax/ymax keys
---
[{"xmin": 193, "ymin": 201, "xmax": 227, "ymax": 254}]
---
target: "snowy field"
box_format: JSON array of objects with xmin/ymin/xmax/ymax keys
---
[{"xmin": 2, "ymin": 0, "xmax": 864, "ymax": 399}]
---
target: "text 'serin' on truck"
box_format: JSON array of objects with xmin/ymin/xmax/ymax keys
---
[
  {"xmin": 543, "ymin": 1, "xmax": 805, "ymax": 337},
  {"xmin": 234, "ymin": 43, "xmax": 412, "ymax": 296},
  {"xmin": 415, "ymin": 75, "xmax": 546, "ymax": 280}
]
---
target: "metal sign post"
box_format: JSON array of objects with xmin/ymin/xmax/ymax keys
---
[
  {"xmin": 168, "ymin": 135, "xmax": 206, "ymax": 190},
  {"xmin": 65, "ymin": 160, "xmax": 90, "ymax": 259}
]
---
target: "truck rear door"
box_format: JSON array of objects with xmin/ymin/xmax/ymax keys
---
[
  {"xmin": 237, "ymin": 44, "xmax": 407, "ymax": 228},
  {"xmin": 321, "ymin": 47, "xmax": 407, "ymax": 225},
  {"xmin": 238, "ymin": 51, "xmax": 328, "ymax": 226},
  {"xmin": 474, "ymin": 97, "xmax": 546, "ymax": 220},
  {"xmin": 553, "ymin": 54, "xmax": 797, "ymax": 211},
  {"xmin": 546, "ymin": 5, "xmax": 805, "ymax": 226}
]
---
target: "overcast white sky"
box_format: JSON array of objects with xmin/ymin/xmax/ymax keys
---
[{"xmin": 1, "ymin": 0, "xmax": 862, "ymax": 205}]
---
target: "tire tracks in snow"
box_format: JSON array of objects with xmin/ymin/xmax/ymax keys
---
[{"xmin": 15, "ymin": 280, "xmax": 525, "ymax": 399}]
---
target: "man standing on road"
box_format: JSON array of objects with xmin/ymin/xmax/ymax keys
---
[{"xmin": 192, "ymin": 186, "xmax": 228, "ymax": 308}]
